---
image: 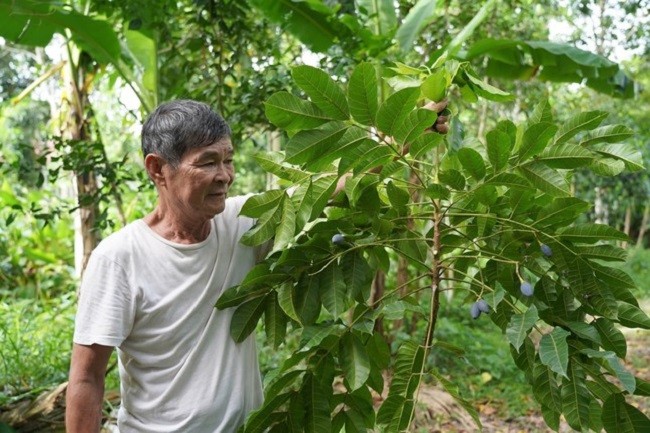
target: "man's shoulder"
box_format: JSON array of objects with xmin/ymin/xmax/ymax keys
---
[{"xmin": 92, "ymin": 220, "xmax": 146, "ymax": 258}]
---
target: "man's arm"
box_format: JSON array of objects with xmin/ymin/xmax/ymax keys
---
[{"xmin": 66, "ymin": 343, "xmax": 114, "ymax": 433}]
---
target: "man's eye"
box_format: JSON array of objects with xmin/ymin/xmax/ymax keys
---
[{"xmin": 225, "ymin": 159, "xmax": 233, "ymax": 164}]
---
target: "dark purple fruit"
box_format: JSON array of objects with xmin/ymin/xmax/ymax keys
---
[
  {"xmin": 331, "ymin": 234, "xmax": 346, "ymax": 245},
  {"xmin": 470, "ymin": 302, "xmax": 481, "ymax": 319},
  {"xmin": 520, "ymin": 281, "xmax": 534, "ymax": 297},
  {"xmin": 476, "ymin": 299, "xmax": 490, "ymax": 313},
  {"xmin": 540, "ymin": 244, "xmax": 552, "ymax": 257}
]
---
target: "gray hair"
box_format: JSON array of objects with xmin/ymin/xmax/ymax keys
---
[{"xmin": 141, "ymin": 100, "xmax": 231, "ymax": 167}]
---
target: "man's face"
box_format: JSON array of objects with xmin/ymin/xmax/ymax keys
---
[{"xmin": 162, "ymin": 137, "xmax": 235, "ymax": 219}]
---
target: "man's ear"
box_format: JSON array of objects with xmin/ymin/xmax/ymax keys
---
[{"xmin": 144, "ymin": 154, "xmax": 167, "ymax": 186}]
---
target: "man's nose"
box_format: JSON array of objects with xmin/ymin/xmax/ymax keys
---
[{"xmin": 213, "ymin": 164, "xmax": 231, "ymax": 183}]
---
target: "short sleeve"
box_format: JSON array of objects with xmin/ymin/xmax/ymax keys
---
[{"xmin": 73, "ymin": 252, "xmax": 135, "ymax": 348}]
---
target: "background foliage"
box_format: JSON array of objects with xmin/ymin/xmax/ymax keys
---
[{"xmin": 1, "ymin": 0, "xmax": 649, "ymax": 432}]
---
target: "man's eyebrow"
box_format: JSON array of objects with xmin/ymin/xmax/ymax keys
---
[{"xmin": 197, "ymin": 147, "xmax": 234, "ymax": 159}]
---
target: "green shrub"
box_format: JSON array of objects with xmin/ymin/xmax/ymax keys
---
[
  {"xmin": 0, "ymin": 295, "xmax": 75, "ymax": 405},
  {"xmin": 618, "ymin": 247, "xmax": 650, "ymax": 298}
]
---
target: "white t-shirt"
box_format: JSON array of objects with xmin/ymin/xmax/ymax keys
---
[{"xmin": 73, "ymin": 195, "xmax": 264, "ymax": 432}]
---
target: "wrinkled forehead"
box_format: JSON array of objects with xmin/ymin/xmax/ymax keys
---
[{"xmin": 182, "ymin": 138, "xmax": 234, "ymax": 160}]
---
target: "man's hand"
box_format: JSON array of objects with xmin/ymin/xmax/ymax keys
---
[{"xmin": 424, "ymin": 100, "xmax": 450, "ymax": 134}]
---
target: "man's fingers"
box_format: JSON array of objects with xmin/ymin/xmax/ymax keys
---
[{"xmin": 423, "ymin": 99, "xmax": 448, "ymax": 113}]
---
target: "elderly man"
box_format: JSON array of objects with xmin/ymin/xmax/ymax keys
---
[
  {"xmin": 66, "ymin": 100, "xmax": 265, "ymax": 432},
  {"xmin": 66, "ymin": 98, "xmax": 448, "ymax": 432}
]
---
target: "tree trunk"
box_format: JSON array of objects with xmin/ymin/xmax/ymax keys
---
[
  {"xmin": 266, "ymin": 130, "xmax": 281, "ymax": 190},
  {"xmin": 371, "ymin": 270, "xmax": 385, "ymax": 336},
  {"xmin": 61, "ymin": 48, "xmax": 101, "ymax": 277},
  {"xmin": 622, "ymin": 204, "xmax": 632, "ymax": 248},
  {"xmin": 637, "ymin": 202, "xmax": 650, "ymax": 248}
]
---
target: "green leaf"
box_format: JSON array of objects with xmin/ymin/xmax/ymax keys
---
[
  {"xmin": 555, "ymin": 111, "xmax": 608, "ymax": 145},
  {"xmin": 562, "ymin": 361, "xmax": 592, "ymax": 432},
  {"xmin": 264, "ymin": 368, "xmax": 306, "ymax": 400},
  {"xmin": 535, "ymin": 197, "xmax": 590, "ymax": 228},
  {"xmin": 421, "ymin": 67, "xmax": 448, "ymax": 101},
  {"xmin": 592, "ymin": 143, "xmax": 644, "ymax": 171},
  {"xmin": 581, "ymin": 125, "xmax": 634, "ymax": 146},
  {"xmin": 506, "ymin": 305, "xmax": 539, "ymax": 352},
  {"xmin": 393, "ymin": 108, "xmax": 438, "ymax": 145},
  {"xmin": 0, "ymin": 4, "xmax": 121, "ymax": 64},
  {"xmin": 230, "ymin": 295, "xmax": 268, "ymax": 343},
  {"xmin": 464, "ymin": 71, "xmax": 514, "ymax": 102},
  {"xmin": 591, "ymin": 158, "xmax": 626, "ymax": 176},
  {"xmin": 272, "ymin": 194, "xmax": 297, "ymax": 252},
  {"xmin": 241, "ymin": 190, "xmax": 284, "ymax": 218},
  {"xmin": 457, "ymin": 147, "xmax": 486, "ymax": 180},
  {"xmin": 602, "ymin": 394, "xmax": 650, "ymax": 433},
  {"xmin": 485, "ymin": 173, "xmax": 531, "ymax": 189},
  {"xmin": 265, "ymin": 292, "xmax": 288, "ymax": 349},
  {"xmin": 293, "ymin": 273, "xmax": 322, "ymax": 326},
  {"xmin": 340, "ymin": 333, "xmax": 371, "ymax": 391},
  {"xmin": 575, "ymin": 245, "xmax": 627, "ymax": 262},
  {"xmin": 243, "ymin": 391, "xmax": 292, "ymax": 433},
  {"xmin": 593, "ymin": 318, "xmax": 627, "ymax": 359},
  {"xmin": 249, "ymin": 0, "xmax": 339, "ymax": 52},
  {"xmin": 558, "ymin": 223, "xmax": 629, "ymax": 244},
  {"xmin": 253, "ymin": 152, "xmax": 310, "ymax": 183},
  {"xmin": 533, "ymin": 363, "xmax": 562, "ymax": 412},
  {"xmin": 320, "ymin": 262, "xmax": 348, "ymax": 318},
  {"xmin": 518, "ymin": 162, "xmax": 570, "ymax": 197},
  {"xmin": 385, "ymin": 179, "xmax": 408, "ymax": 204},
  {"xmin": 124, "ymin": 29, "xmax": 158, "ymax": 107},
  {"xmin": 288, "ymin": 391, "xmax": 306, "ymax": 432},
  {"xmin": 438, "ymin": 169, "xmax": 466, "ymax": 190},
  {"xmin": 537, "ymin": 145, "xmax": 594, "ymax": 169},
  {"xmin": 376, "ymin": 87, "xmax": 420, "ymax": 137},
  {"xmin": 602, "ymin": 353, "xmax": 635, "ymax": 394},
  {"xmin": 308, "ymin": 175, "xmax": 338, "ymax": 221},
  {"xmin": 466, "ymin": 39, "xmax": 631, "ymax": 98},
  {"xmin": 541, "ymin": 405, "xmax": 561, "ymax": 432},
  {"xmin": 409, "ymin": 132, "xmax": 444, "ymax": 158},
  {"xmin": 265, "ymin": 91, "xmax": 332, "ymax": 130},
  {"xmin": 292, "ymin": 65, "xmax": 349, "ymax": 119},
  {"xmin": 486, "ymin": 129, "xmax": 512, "ymax": 172},
  {"xmin": 565, "ymin": 322, "xmax": 602, "ymax": 345},
  {"xmin": 390, "ymin": 341, "xmax": 425, "ymax": 397},
  {"xmin": 376, "ymin": 394, "xmax": 412, "ymax": 430},
  {"xmin": 302, "ymin": 373, "xmax": 332, "ymax": 433},
  {"xmin": 395, "ymin": 0, "xmax": 443, "ymax": 52},
  {"xmin": 529, "ymin": 99, "xmax": 553, "ymax": 124},
  {"xmin": 277, "ymin": 282, "xmax": 301, "ymax": 323},
  {"xmin": 341, "ymin": 252, "xmax": 374, "ymax": 303},
  {"xmin": 518, "ymin": 122, "xmax": 558, "ymax": 161},
  {"xmin": 348, "ymin": 62, "xmax": 379, "ymax": 126},
  {"xmin": 299, "ymin": 323, "xmax": 344, "ymax": 352},
  {"xmin": 285, "ymin": 121, "xmax": 349, "ymax": 166},
  {"xmin": 539, "ymin": 327, "xmax": 571, "ymax": 378},
  {"xmin": 241, "ymin": 198, "xmax": 283, "ymax": 246},
  {"xmin": 617, "ymin": 303, "xmax": 650, "ymax": 329}
]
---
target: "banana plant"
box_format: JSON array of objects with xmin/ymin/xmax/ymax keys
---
[
  {"xmin": 0, "ymin": 0, "xmax": 158, "ymax": 273},
  {"xmin": 249, "ymin": 0, "xmax": 634, "ymax": 98}
]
